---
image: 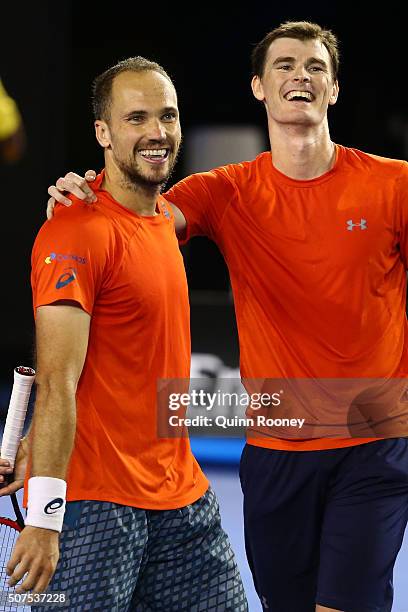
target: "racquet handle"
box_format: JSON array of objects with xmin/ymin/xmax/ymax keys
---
[{"xmin": 1, "ymin": 366, "xmax": 35, "ymax": 468}]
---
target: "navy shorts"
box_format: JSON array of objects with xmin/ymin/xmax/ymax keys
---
[
  {"xmin": 239, "ymin": 439, "xmax": 408, "ymax": 612},
  {"xmin": 34, "ymin": 487, "xmax": 248, "ymax": 611}
]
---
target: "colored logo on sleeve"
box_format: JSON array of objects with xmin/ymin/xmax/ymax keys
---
[
  {"xmin": 159, "ymin": 202, "xmax": 171, "ymax": 220},
  {"xmin": 44, "ymin": 498, "xmax": 64, "ymax": 515},
  {"xmin": 56, "ymin": 267, "xmax": 77, "ymax": 289},
  {"xmin": 45, "ymin": 252, "xmax": 86, "ymax": 265}
]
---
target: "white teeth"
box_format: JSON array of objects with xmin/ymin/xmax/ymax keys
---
[
  {"xmin": 139, "ymin": 149, "xmax": 167, "ymax": 157},
  {"xmin": 285, "ymin": 91, "xmax": 313, "ymax": 101}
]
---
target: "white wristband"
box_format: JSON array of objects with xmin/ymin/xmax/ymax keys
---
[{"xmin": 25, "ymin": 477, "xmax": 67, "ymax": 533}]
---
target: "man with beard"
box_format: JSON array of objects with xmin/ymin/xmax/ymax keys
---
[
  {"xmin": 1, "ymin": 57, "xmax": 247, "ymax": 611},
  {"xmin": 44, "ymin": 22, "xmax": 408, "ymax": 612}
]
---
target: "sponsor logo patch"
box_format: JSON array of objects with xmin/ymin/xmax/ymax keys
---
[
  {"xmin": 56, "ymin": 267, "xmax": 77, "ymax": 289},
  {"xmin": 45, "ymin": 252, "xmax": 86, "ymax": 265}
]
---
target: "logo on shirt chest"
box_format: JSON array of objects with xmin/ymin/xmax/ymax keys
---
[{"xmin": 346, "ymin": 218, "xmax": 367, "ymax": 231}]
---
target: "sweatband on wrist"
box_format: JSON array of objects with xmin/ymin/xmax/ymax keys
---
[{"xmin": 25, "ymin": 477, "xmax": 67, "ymax": 533}]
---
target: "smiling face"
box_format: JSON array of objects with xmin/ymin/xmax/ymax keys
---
[
  {"xmin": 252, "ymin": 37, "xmax": 339, "ymax": 129},
  {"xmin": 95, "ymin": 70, "xmax": 181, "ymax": 190}
]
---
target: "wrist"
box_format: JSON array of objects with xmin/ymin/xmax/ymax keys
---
[
  {"xmin": 25, "ymin": 476, "xmax": 67, "ymax": 533},
  {"xmin": 23, "ymin": 524, "xmax": 60, "ymax": 537}
]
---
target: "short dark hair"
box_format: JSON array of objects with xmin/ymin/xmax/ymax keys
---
[
  {"xmin": 252, "ymin": 21, "xmax": 340, "ymax": 81},
  {"xmin": 92, "ymin": 56, "xmax": 174, "ymax": 122}
]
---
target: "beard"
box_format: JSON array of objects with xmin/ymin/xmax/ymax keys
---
[{"xmin": 114, "ymin": 143, "xmax": 180, "ymax": 193}]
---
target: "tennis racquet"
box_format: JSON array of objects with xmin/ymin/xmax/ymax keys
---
[{"xmin": 0, "ymin": 366, "xmax": 35, "ymax": 610}]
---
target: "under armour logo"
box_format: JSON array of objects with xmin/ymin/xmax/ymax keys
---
[
  {"xmin": 347, "ymin": 218, "xmax": 367, "ymax": 231},
  {"xmin": 261, "ymin": 595, "xmax": 269, "ymax": 609}
]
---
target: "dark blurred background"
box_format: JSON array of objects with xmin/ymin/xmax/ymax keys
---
[
  {"xmin": 1, "ymin": 6, "xmax": 408, "ymax": 608},
  {"xmin": 0, "ymin": 1, "xmax": 407, "ymax": 380}
]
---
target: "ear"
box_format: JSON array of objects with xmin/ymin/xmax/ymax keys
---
[
  {"xmin": 328, "ymin": 79, "xmax": 339, "ymax": 106},
  {"xmin": 251, "ymin": 75, "xmax": 265, "ymax": 102},
  {"xmin": 95, "ymin": 120, "xmax": 111, "ymax": 149}
]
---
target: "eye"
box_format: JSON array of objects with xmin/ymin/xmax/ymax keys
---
[
  {"xmin": 309, "ymin": 65, "xmax": 324, "ymax": 72},
  {"xmin": 162, "ymin": 112, "xmax": 177, "ymax": 122},
  {"xmin": 128, "ymin": 115, "xmax": 144, "ymax": 123},
  {"xmin": 277, "ymin": 64, "xmax": 292, "ymax": 71}
]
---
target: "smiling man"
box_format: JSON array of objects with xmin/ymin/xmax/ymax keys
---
[
  {"xmin": 45, "ymin": 21, "xmax": 408, "ymax": 612},
  {"xmin": 1, "ymin": 58, "xmax": 248, "ymax": 611}
]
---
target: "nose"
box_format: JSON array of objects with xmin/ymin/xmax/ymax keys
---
[
  {"xmin": 146, "ymin": 118, "xmax": 166, "ymax": 141},
  {"xmin": 293, "ymin": 66, "xmax": 311, "ymax": 83}
]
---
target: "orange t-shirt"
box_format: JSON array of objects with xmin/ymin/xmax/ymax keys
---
[
  {"xmin": 166, "ymin": 145, "xmax": 408, "ymax": 451},
  {"xmin": 31, "ymin": 171, "xmax": 208, "ymax": 509}
]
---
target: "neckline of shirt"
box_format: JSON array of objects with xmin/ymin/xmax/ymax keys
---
[
  {"xmin": 93, "ymin": 170, "xmax": 167, "ymax": 224},
  {"xmin": 265, "ymin": 143, "xmax": 344, "ymax": 188}
]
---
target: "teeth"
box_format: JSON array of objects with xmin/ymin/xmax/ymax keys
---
[
  {"xmin": 286, "ymin": 91, "xmax": 313, "ymax": 101},
  {"xmin": 139, "ymin": 149, "xmax": 167, "ymax": 157}
]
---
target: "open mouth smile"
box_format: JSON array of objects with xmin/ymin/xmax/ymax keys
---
[
  {"xmin": 284, "ymin": 90, "xmax": 314, "ymax": 103},
  {"xmin": 138, "ymin": 148, "xmax": 170, "ymax": 165}
]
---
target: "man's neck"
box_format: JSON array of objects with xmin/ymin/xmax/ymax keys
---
[
  {"xmin": 268, "ymin": 121, "xmax": 336, "ymax": 180},
  {"xmin": 102, "ymin": 164, "xmax": 160, "ymax": 216}
]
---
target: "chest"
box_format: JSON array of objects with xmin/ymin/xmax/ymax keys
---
[
  {"xmin": 99, "ymin": 222, "xmax": 188, "ymax": 314},
  {"xmin": 223, "ymin": 182, "xmax": 398, "ymax": 271}
]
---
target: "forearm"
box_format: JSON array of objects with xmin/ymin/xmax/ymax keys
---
[{"xmin": 30, "ymin": 379, "xmax": 76, "ymax": 479}]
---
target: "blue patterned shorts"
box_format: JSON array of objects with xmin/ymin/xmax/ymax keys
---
[{"xmin": 34, "ymin": 487, "xmax": 248, "ymax": 611}]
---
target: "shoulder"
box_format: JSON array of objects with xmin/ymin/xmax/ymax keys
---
[
  {"xmin": 169, "ymin": 152, "xmax": 266, "ymax": 195},
  {"xmin": 43, "ymin": 197, "xmax": 113, "ymax": 238},
  {"xmin": 341, "ymin": 145, "xmax": 407, "ymax": 180},
  {"xmin": 33, "ymin": 196, "xmax": 116, "ymax": 266},
  {"xmin": 207, "ymin": 151, "xmax": 268, "ymax": 183}
]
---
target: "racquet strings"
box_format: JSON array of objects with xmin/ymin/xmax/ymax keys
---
[{"xmin": 0, "ymin": 520, "xmax": 20, "ymax": 611}]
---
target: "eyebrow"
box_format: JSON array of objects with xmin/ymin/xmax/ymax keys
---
[
  {"xmin": 272, "ymin": 56, "xmax": 328, "ymax": 68},
  {"xmin": 123, "ymin": 106, "xmax": 178, "ymax": 118}
]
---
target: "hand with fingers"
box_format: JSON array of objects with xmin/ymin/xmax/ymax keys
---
[
  {"xmin": 0, "ymin": 436, "xmax": 29, "ymax": 496},
  {"xmin": 47, "ymin": 169, "xmax": 98, "ymax": 219},
  {"xmin": 6, "ymin": 526, "xmax": 59, "ymax": 593}
]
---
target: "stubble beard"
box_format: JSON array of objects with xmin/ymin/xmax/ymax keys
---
[{"xmin": 115, "ymin": 145, "xmax": 180, "ymax": 194}]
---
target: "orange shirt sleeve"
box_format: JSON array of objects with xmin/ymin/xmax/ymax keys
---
[
  {"xmin": 31, "ymin": 203, "xmax": 111, "ymax": 315},
  {"xmin": 165, "ymin": 166, "xmax": 237, "ymax": 244},
  {"xmin": 396, "ymin": 161, "xmax": 408, "ymax": 268}
]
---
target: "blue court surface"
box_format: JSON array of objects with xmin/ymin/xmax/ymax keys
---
[{"xmin": 1, "ymin": 443, "xmax": 408, "ymax": 611}]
